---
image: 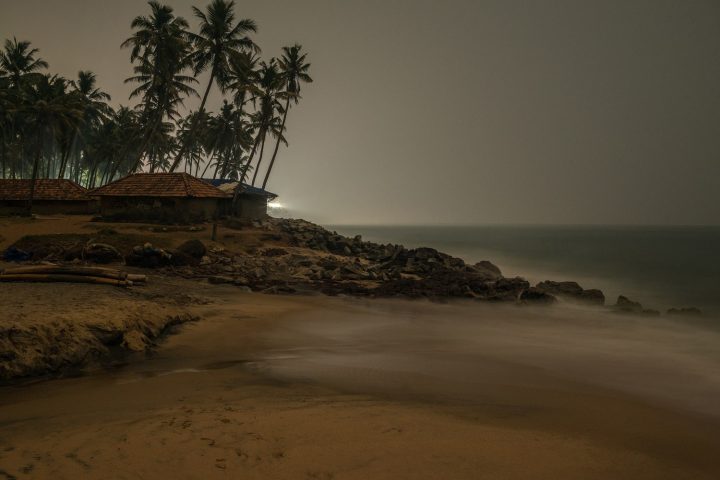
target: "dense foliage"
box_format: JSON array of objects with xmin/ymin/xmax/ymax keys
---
[{"xmin": 0, "ymin": 0, "xmax": 312, "ymax": 190}]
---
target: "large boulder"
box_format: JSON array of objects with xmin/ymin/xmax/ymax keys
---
[
  {"xmin": 473, "ymin": 261, "xmax": 502, "ymax": 279},
  {"xmin": 83, "ymin": 243, "xmax": 122, "ymax": 264},
  {"xmin": 176, "ymin": 239, "xmax": 207, "ymax": 259},
  {"xmin": 613, "ymin": 295, "xmax": 659, "ymax": 316},
  {"xmin": 536, "ymin": 280, "xmax": 605, "ymax": 305},
  {"xmin": 519, "ymin": 287, "xmax": 557, "ymax": 305}
]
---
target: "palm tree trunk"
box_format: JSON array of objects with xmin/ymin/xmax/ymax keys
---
[
  {"xmin": 27, "ymin": 147, "xmax": 42, "ymax": 216},
  {"xmin": 251, "ymin": 130, "xmax": 267, "ymax": 186},
  {"xmin": 262, "ymin": 98, "xmax": 290, "ymax": 190},
  {"xmin": 238, "ymin": 134, "xmax": 260, "ymax": 184},
  {"xmin": 58, "ymin": 132, "xmax": 76, "ymax": 179},
  {"xmin": 170, "ymin": 68, "xmax": 215, "ymax": 173}
]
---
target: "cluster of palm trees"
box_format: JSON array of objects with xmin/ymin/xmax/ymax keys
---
[{"xmin": 0, "ymin": 0, "xmax": 312, "ymax": 193}]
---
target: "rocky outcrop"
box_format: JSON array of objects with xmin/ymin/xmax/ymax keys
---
[
  {"xmin": 519, "ymin": 287, "xmax": 557, "ymax": 304},
  {"xmin": 535, "ymin": 280, "xmax": 605, "ymax": 305},
  {"xmin": 613, "ymin": 295, "xmax": 660, "ymax": 316}
]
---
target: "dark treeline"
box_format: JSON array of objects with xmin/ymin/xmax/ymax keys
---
[{"xmin": 0, "ymin": 0, "xmax": 312, "ymax": 190}]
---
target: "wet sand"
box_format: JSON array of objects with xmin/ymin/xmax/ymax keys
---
[{"xmin": 1, "ymin": 285, "xmax": 720, "ymax": 479}]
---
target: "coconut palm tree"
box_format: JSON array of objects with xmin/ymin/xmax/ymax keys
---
[
  {"xmin": 261, "ymin": 44, "xmax": 312, "ymax": 190},
  {"xmin": 0, "ymin": 38, "xmax": 48, "ymax": 88},
  {"xmin": 19, "ymin": 74, "xmax": 83, "ymax": 213},
  {"xmin": 122, "ymin": 1, "xmax": 196, "ymax": 171},
  {"xmin": 58, "ymin": 70, "xmax": 111, "ymax": 179},
  {"xmin": 170, "ymin": 0, "xmax": 258, "ymax": 172},
  {"xmin": 247, "ymin": 59, "xmax": 284, "ymax": 186}
]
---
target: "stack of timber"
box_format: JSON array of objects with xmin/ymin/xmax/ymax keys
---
[{"xmin": 0, "ymin": 265, "xmax": 146, "ymax": 287}]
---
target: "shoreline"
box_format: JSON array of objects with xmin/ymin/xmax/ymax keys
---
[
  {"xmin": 0, "ymin": 215, "xmax": 711, "ymax": 382},
  {"xmin": 2, "ymin": 216, "xmax": 720, "ymax": 478}
]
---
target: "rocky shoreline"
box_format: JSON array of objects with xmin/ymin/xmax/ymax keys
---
[
  {"xmin": 4, "ymin": 217, "xmax": 703, "ymax": 317},
  {"xmin": 0, "ymin": 216, "xmax": 705, "ymax": 381}
]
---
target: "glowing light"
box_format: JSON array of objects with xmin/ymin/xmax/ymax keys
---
[{"xmin": 268, "ymin": 201, "xmax": 284, "ymax": 210}]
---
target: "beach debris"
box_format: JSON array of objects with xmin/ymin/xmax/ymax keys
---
[
  {"xmin": 535, "ymin": 280, "xmax": 605, "ymax": 305},
  {"xmin": 0, "ymin": 264, "xmax": 146, "ymax": 287},
  {"xmin": 125, "ymin": 243, "xmax": 174, "ymax": 268},
  {"xmin": 2, "ymin": 246, "xmax": 31, "ymax": 262}
]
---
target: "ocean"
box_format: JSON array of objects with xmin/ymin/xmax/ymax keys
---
[{"xmin": 329, "ymin": 225, "xmax": 720, "ymax": 315}]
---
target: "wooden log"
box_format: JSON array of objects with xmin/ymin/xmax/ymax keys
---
[
  {"xmin": 0, "ymin": 274, "xmax": 131, "ymax": 287},
  {"xmin": 1, "ymin": 265, "xmax": 129, "ymax": 280},
  {"xmin": 126, "ymin": 274, "xmax": 147, "ymax": 283}
]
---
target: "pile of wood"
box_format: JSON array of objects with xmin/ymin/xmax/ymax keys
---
[{"xmin": 0, "ymin": 265, "xmax": 147, "ymax": 287}]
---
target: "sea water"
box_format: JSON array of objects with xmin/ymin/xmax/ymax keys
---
[{"xmin": 329, "ymin": 225, "xmax": 720, "ymax": 315}]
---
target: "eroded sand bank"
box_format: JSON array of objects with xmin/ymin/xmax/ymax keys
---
[{"xmin": 1, "ymin": 283, "xmax": 719, "ymax": 479}]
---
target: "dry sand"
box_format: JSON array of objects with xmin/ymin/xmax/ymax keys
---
[{"xmin": 1, "ymin": 216, "xmax": 719, "ymax": 479}]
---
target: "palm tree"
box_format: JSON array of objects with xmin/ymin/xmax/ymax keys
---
[
  {"xmin": 122, "ymin": 1, "xmax": 196, "ymax": 171},
  {"xmin": 170, "ymin": 0, "xmax": 258, "ymax": 172},
  {"xmin": 0, "ymin": 38, "xmax": 48, "ymax": 180},
  {"xmin": 247, "ymin": 59, "xmax": 283, "ymax": 186},
  {"xmin": 261, "ymin": 44, "xmax": 312, "ymax": 190},
  {"xmin": 0, "ymin": 38, "xmax": 48, "ymax": 88},
  {"xmin": 58, "ymin": 70, "xmax": 111, "ymax": 179},
  {"xmin": 19, "ymin": 74, "xmax": 83, "ymax": 213}
]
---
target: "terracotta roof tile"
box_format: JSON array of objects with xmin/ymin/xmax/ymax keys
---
[
  {"xmin": 0, "ymin": 179, "xmax": 90, "ymax": 201},
  {"xmin": 91, "ymin": 173, "xmax": 227, "ymax": 198}
]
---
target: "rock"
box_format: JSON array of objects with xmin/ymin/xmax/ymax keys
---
[
  {"xmin": 84, "ymin": 243, "xmax": 122, "ymax": 264},
  {"xmin": 667, "ymin": 307, "xmax": 702, "ymax": 317},
  {"xmin": 613, "ymin": 295, "xmax": 660, "ymax": 317},
  {"xmin": 177, "ymin": 239, "xmax": 207, "ymax": 258},
  {"xmin": 261, "ymin": 247, "xmax": 288, "ymax": 257},
  {"xmin": 125, "ymin": 243, "xmax": 173, "ymax": 268},
  {"xmin": 519, "ymin": 287, "xmax": 557, "ymax": 304},
  {"xmin": 473, "ymin": 261, "xmax": 502, "ymax": 278},
  {"xmin": 536, "ymin": 281, "xmax": 605, "ymax": 305},
  {"xmin": 613, "ymin": 295, "xmax": 644, "ymax": 314}
]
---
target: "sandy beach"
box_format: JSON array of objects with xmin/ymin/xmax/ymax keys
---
[{"xmin": 2, "ymin": 274, "xmax": 720, "ymax": 479}]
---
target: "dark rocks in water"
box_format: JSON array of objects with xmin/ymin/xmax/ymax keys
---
[
  {"xmin": 83, "ymin": 243, "xmax": 122, "ymax": 264},
  {"xmin": 176, "ymin": 239, "xmax": 207, "ymax": 259},
  {"xmin": 667, "ymin": 307, "xmax": 703, "ymax": 317},
  {"xmin": 519, "ymin": 287, "xmax": 557, "ymax": 305},
  {"xmin": 535, "ymin": 280, "xmax": 605, "ymax": 305},
  {"xmin": 612, "ymin": 295, "xmax": 659, "ymax": 316},
  {"xmin": 614, "ymin": 295, "xmax": 643, "ymax": 313}
]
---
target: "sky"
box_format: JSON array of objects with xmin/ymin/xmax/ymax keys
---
[{"xmin": 2, "ymin": 0, "xmax": 719, "ymax": 225}]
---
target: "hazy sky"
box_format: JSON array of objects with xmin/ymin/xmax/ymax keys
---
[{"xmin": 2, "ymin": 0, "xmax": 719, "ymax": 225}]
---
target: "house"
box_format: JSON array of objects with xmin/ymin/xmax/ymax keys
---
[
  {"xmin": 203, "ymin": 179, "xmax": 277, "ymax": 220},
  {"xmin": 0, "ymin": 179, "xmax": 96, "ymax": 215},
  {"xmin": 91, "ymin": 173, "xmax": 227, "ymax": 222}
]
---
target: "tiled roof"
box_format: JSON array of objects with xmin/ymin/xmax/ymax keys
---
[
  {"xmin": 92, "ymin": 173, "xmax": 227, "ymax": 198},
  {"xmin": 201, "ymin": 179, "xmax": 277, "ymax": 199},
  {"xmin": 0, "ymin": 179, "xmax": 90, "ymax": 201}
]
